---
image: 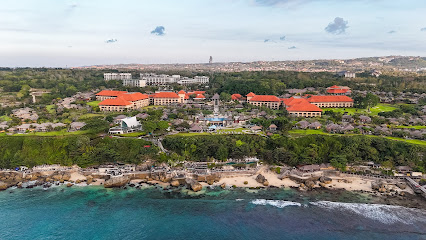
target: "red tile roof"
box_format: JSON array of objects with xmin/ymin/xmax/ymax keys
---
[
  {"xmin": 187, "ymin": 91, "xmax": 206, "ymax": 95},
  {"xmin": 308, "ymin": 96, "xmax": 353, "ymax": 103},
  {"xmin": 249, "ymin": 95, "xmax": 281, "ymax": 102},
  {"xmin": 178, "ymin": 90, "xmax": 186, "ymax": 94},
  {"xmin": 194, "ymin": 94, "xmax": 206, "ymax": 99},
  {"xmin": 327, "ymin": 89, "xmax": 348, "ymax": 94},
  {"xmin": 152, "ymin": 92, "xmax": 179, "ymax": 98},
  {"xmin": 99, "ymin": 98, "xmax": 132, "ymax": 106},
  {"xmin": 282, "ymin": 97, "xmax": 310, "ymax": 106},
  {"xmin": 246, "ymin": 92, "xmax": 256, "ymax": 97},
  {"xmin": 231, "ymin": 94, "xmax": 242, "ymax": 100},
  {"xmin": 287, "ymin": 102, "xmax": 322, "ymax": 112},
  {"xmin": 96, "ymin": 90, "xmax": 128, "ymax": 96},
  {"xmin": 119, "ymin": 93, "xmax": 149, "ymax": 102}
]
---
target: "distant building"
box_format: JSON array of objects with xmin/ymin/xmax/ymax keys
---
[
  {"xmin": 150, "ymin": 92, "xmax": 181, "ymax": 105},
  {"xmin": 282, "ymin": 97, "xmax": 322, "ymax": 117},
  {"xmin": 140, "ymin": 73, "xmax": 209, "ymax": 86},
  {"xmin": 104, "ymin": 73, "xmax": 132, "ymax": 81},
  {"xmin": 123, "ymin": 79, "xmax": 147, "ymax": 88},
  {"xmin": 326, "ymin": 85, "xmax": 351, "ymax": 95},
  {"xmin": 338, "ymin": 71, "xmax": 356, "ymax": 78},
  {"xmin": 209, "ymin": 56, "xmax": 213, "ymax": 64}
]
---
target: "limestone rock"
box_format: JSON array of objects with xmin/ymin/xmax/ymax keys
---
[
  {"xmin": 185, "ymin": 179, "xmax": 203, "ymax": 192},
  {"xmin": 86, "ymin": 176, "xmax": 94, "ymax": 185},
  {"xmin": 319, "ymin": 176, "xmax": 332, "ymax": 184},
  {"xmin": 263, "ymin": 181, "xmax": 269, "ymax": 186},
  {"xmin": 396, "ymin": 182, "xmax": 407, "ymax": 190},
  {"xmin": 66, "ymin": 183, "xmax": 73, "ymax": 187},
  {"xmin": 221, "ymin": 183, "xmax": 226, "ymax": 189},
  {"xmin": 305, "ymin": 180, "xmax": 315, "ymax": 189},
  {"xmin": 104, "ymin": 176, "xmax": 130, "ymax": 188},
  {"xmin": 171, "ymin": 180, "xmax": 180, "ymax": 187},
  {"xmin": 0, "ymin": 181, "xmax": 8, "ymax": 191}
]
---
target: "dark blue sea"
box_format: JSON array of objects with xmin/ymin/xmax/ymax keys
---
[{"xmin": 0, "ymin": 185, "xmax": 425, "ymax": 240}]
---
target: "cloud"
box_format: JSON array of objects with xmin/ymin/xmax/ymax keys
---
[
  {"xmin": 325, "ymin": 17, "xmax": 348, "ymax": 35},
  {"xmin": 151, "ymin": 26, "xmax": 165, "ymax": 36},
  {"xmin": 421, "ymin": 27, "xmax": 426, "ymax": 31},
  {"xmin": 288, "ymin": 46, "xmax": 297, "ymax": 49},
  {"xmin": 388, "ymin": 30, "xmax": 396, "ymax": 34},
  {"xmin": 280, "ymin": 36, "xmax": 286, "ymax": 41},
  {"xmin": 105, "ymin": 39, "xmax": 118, "ymax": 43},
  {"xmin": 264, "ymin": 39, "xmax": 270, "ymax": 43}
]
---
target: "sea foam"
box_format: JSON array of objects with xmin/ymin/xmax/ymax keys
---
[
  {"xmin": 251, "ymin": 199, "xmax": 302, "ymax": 208},
  {"xmin": 310, "ymin": 201, "xmax": 426, "ymax": 225}
]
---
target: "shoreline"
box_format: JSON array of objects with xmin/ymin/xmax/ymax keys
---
[{"xmin": 1, "ymin": 167, "xmax": 425, "ymax": 210}]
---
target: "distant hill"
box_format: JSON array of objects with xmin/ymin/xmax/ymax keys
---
[{"xmin": 75, "ymin": 56, "xmax": 426, "ymax": 74}]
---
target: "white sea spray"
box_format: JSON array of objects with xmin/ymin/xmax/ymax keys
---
[
  {"xmin": 310, "ymin": 201, "xmax": 426, "ymax": 225},
  {"xmin": 251, "ymin": 199, "xmax": 302, "ymax": 208}
]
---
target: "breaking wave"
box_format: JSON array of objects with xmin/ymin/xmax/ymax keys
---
[
  {"xmin": 310, "ymin": 201, "xmax": 426, "ymax": 225},
  {"xmin": 250, "ymin": 199, "xmax": 302, "ymax": 208}
]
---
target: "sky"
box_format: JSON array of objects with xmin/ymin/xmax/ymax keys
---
[{"xmin": 1, "ymin": 0, "xmax": 426, "ymax": 67}]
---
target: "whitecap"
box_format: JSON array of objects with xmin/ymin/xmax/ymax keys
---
[
  {"xmin": 251, "ymin": 199, "xmax": 302, "ymax": 208},
  {"xmin": 310, "ymin": 201, "xmax": 426, "ymax": 225}
]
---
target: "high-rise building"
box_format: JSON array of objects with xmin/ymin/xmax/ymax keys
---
[{"xmin": 209, "ymin": 56, "xmax": 213, "ymax": 64}]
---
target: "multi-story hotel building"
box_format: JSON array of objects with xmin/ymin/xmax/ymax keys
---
[
  {"xmin": 97, "ymin": 91, "xmax": 149, "ymax": 112},
  {"xmin": 246, "ymin": 93, "xmax": 281, "ymax": 110},
  {"xmin": 150, "ymin": 92, "xmax": 182, "ymax": 105},
  {"xmin": 308, "ymin": 96, "xmax": 354, "ymax": 108},
  {"xmin": 282, "ymin": 97, "xmax": 322, "ymax": 117},
  {"xmin": 104, "ymin": 73, "xmax": 132, "ymax": 81},
  {"xmin": 96, "ymin": 90, "xmax": 128, "ymax": 101}
]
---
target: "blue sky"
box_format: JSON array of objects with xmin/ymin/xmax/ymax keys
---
[{"xmin": 1, "ymin": 0, "xmax": 425, "ymax": 67}]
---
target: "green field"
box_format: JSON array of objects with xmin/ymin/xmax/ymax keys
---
[
  {"xmin": 119, "ymin": 132, "xmax": 147, "ymax": 137},
  {"xmin": 78, "ymin": 113, "xmax": 107, "ymax": 120},
  {"xmin": 22, "ymin": 130, "xmax": 90, "ymax": 137},
  {"xmin": 288, "ymin": 129, "xmax": 330, "ymax": 135},
  {"xmin": 86, "ymin": 101, "xmax": 101, "ymax": 107},
  {"xmin": 0, "ymin": 115, "xmax": 12, "ymax": 121},
  {"xmin": 395, "ymin": 126, "xmax": 426, "ymax": 130},
  {"xmin": 288, "ymin": 129, "xmax": 426, "ymax": 146},
  {"xmin": 46, "ymin": 104, "xmax": 56, "ymax": 114},
  {"xmin": 322, "ymin": 104, "xmax": 397, "ymax": 116}
]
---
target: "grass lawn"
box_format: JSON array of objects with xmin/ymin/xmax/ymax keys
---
[
  {"xmin": 394, "ymin": 126, "xmax": 426, "ymax": 130},
  {"xmin": 322, "ymin": 104, "xmax": 397, "ymax": 116},
  {"xmin": 171, "ymin": 132, "xmax": 212, "ymax": 137},
  {"xmin": 119, "ymin": 132, "xmax": 147, "ymax": 137},
  {"xmin": 86, "ymin": 101, "xmax": 101, "ymax": 107},
  {"xmin": 216, "ymin": 128, "xmax": 245, "ymax": 133},
  {"xmin": 78, "ymin": 113, "xmax": 106, "ymax": 120},
  {"xmin": 22, "ymin": 130, "xmax": 91, "ymax": 137},
  {"xmin": 46, "ymin": 104, "xmax": 56, "ymax": 114},
  {"xmin": 0, "ymin": 115, "xmax": 12, "ymax": 121},
  {"xmin": 141, "ymin": 105, "xmax": 163, "ymax": 110},
  {"xmin": 288, "ymin": 129, "xmax": 331, "ymax": 135},
  {"xmin": 288, "ymin": 130, "xmax": 426, "ymax": 146}
]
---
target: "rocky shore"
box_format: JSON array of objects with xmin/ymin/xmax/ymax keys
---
[{"xmin": 0, "ymin": 168, "xmax": 424, "ymax": 209}]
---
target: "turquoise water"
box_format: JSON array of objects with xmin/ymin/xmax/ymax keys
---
[{"xmin": 0, "ymin": 186, "xmax": 425, "ymax": 240}]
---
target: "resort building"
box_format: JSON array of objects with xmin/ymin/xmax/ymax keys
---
[
  {"xmin": 96, "ymin": 90, "xmax": 128, "ymax": 101},
  {"xmin": 98, "ymin": 92, "xmax": 149, "ymax": 112},
  {"xmin": 150, "ymin": 92, "xmax": 181, "ymax": 105},
  {"xmin": 108, "ymin": 117, "xmax": 142, "ymax": 134},
  {"xmin": 104, "ymin": 73, "xmax": 132, "ymax": 81},
  {"xmin": 307, "ymin": 96, "xmax": 354, "ymax": 108},
  {"xmin": 326, "ymin": 85, "xmax": 351, "ymax": 95},
  {"xmin": 282, "ymin": 97, "xmax": 322, "ymax": 117},
  {"xmin": 247, "ymin": 93, "xmax": 281, "ymax": 110}
]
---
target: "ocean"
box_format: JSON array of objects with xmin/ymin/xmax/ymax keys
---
[{"xmin": 0, "ymin": 185, "xmax": 425, "ymax": 240}]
